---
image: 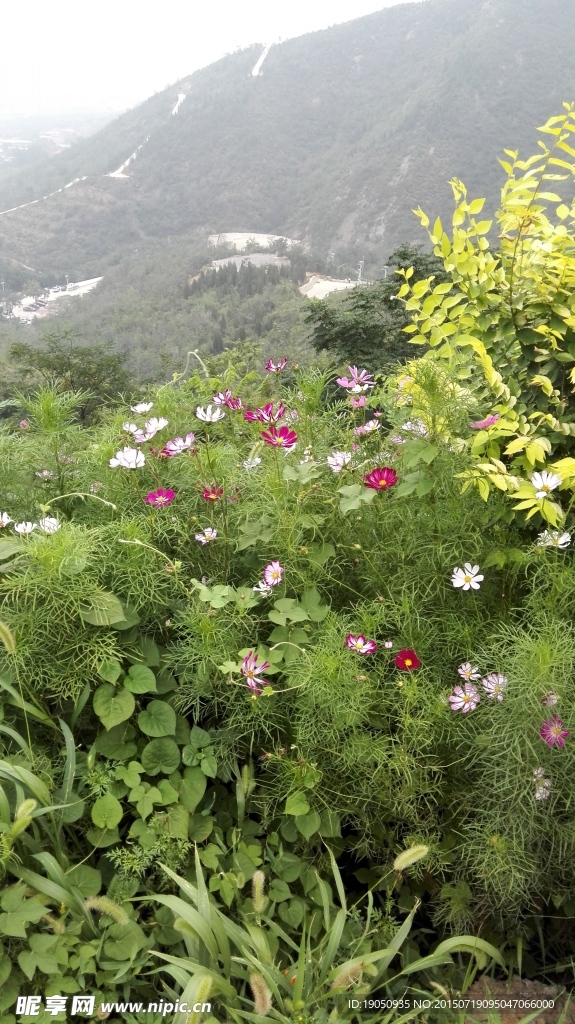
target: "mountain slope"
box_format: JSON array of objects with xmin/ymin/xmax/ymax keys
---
[{"xmin": 0, "ymin": 0, "xmax": 574, "ymax": 285}]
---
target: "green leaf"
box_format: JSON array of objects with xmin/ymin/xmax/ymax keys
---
[
  {"xmin": 95, "ymin": 722, "xmax": 137, "ymax": 760},
  {"xmin": 93, "ymin": 684, "xmax": 135, "ymax": 730},
  {"xmin": 125, "ymin": 663, "xmax": 157, "ymax": 693},
  {"xmin": 188, "ymin": 813, "xmax": 214, "ymax": 841},
  {"xmin": 138, "ymin": 699, "xmax": 176, "ymax": 737},
  {"xmin": 79, "ymin": 591, "xmax": 126, "ymax": 626},
  {"xmin": 285, "ymin": 791, "xmax": 310, "ymax": 816},
  {"xmin": 67, "ymin": 865, "xmax": 101, "ymax": 898},
  {"xmin": 86, "ymin": 826, "xmax": 120, "ymax": 848},
  {"xmin": 163, "ymin": 803, "xmax": 190, "ymax": 840},
  {"xmin": 268, "ymin": 879, "xmax": 291, "ymax": 903},
  {"xmin": 178, "ymin": 767, "xmax": 207, "ymax": 812},
  {"xmin": 278, "ymin": 898, "xmax": 305, "ymax": 928},
  {"xmin": 91, "ymin": 792, "xmax": 123, "ymax": 829},
  {"xmin": 136, "ymin": 786, "xmax": 162, "ymax": 819},
  {"xmin": 97, "ymin": 658, "xmax": 123, "ymax": 684},
  {"xmin": 141, "ymin": 738, "xmax": 181, "ymax": 775},
  {"xmin": 274, "ymin": 852, "xmax": 303, "ymax": 882},
  {"xmin": 201, "ymin": 753, "xmax": 217, "ymax": 778},
  {"xmin": 295, "ymin": 810, "xmax": 321, "ymax": 839}
]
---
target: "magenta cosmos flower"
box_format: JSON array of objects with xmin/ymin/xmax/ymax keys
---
[
  {"xmin": 160, "ymin": 433, "xmax": 196, "ymax": 457},
  {"xmin": 349, "ymin": 395, "xmax": 366, "ymax": 409},
  {"xmin": 212, "ymin": 389, "xmax": 243, "ymax": 410},
  {"xmin": 346, "ymin": 634, "xmax": 378, "ymax": 655},
  {"xmin": 364, "ymin": 467, "xmax": 398, "ymax": 492},
  {"xmin": 241, "ymin": 651, "xmax": 271, "ymax": 695},
  {"xmin": 470, "ymin": 414, "xmax": 499, "ymax": 429},
  {"xmin": 336, "ymin": 366, "xmax": 375, "ymax": 392},
  {"xmin": 263, "ymin": 561, "xmax": 284, "ymax": 587},
  {"xmin": 244, "ymin": 401, "xmax": 286, "ymax": 424},
  {"xmin": 202, "ymin": 485, "xmax": 224, "ymax": 501},
  {"xmin": 265, "ymin": 356, "xmax": 288, "ymax": 372},
  {"xmin": 540, "ymin": 714, "xmax": 570, "ymax": 748},
  {"xmin": 261, "ymin": 425, "xmax": 298, "ymax": 451},
  {"xmin": 449, "ymin": 684, "xmax": 480, "ymax": 713},
  {"xmin": 145, "ymin": 488, "xmax": 176, "ymax": 508},
  {"xmin": 354, "ymin": 420, "xmax": 380, "ymax": 436}
]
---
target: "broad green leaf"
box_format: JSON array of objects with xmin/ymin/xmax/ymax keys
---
[
  {"xmin": 124, "ymin": 663, "xmax": 157, "ymax": 693},
  {"xmin": 141, "ymin": 738, "xmax": 181, "ymax": 775},
  {"xmin": 295, "ymin": 810, "xmax": 321, "ymax": 839},
  {"xmin": 285, "ymin": 791, "xmax": 310, "ymax": 816},
  {"xmin": 79, "ymin": 591, "xmax": 126, "ymax": 626},
  {"xmin": 97, "ymin": 658, "xmax": 123, "ymax": 684},
  {"xmin": 188, "ymin": 813, "xmax": 214, "ymax": 841},
  {"xmin": 138, "ymin": 699, "xmax": 176, "ymax": 737},
  {"xmin": 178, "ymin": 767, "xmax": 207, "ymax": 812},
  {"xmin": 93, "ymin": 684, "xmax": 135, "ymax": 730},
  {"xmin": 91, "ymin": 792, "xmax": 123, "ymax": 829}
]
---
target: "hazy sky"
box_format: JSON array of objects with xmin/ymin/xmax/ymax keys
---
[{"xmin": 0, "ymin": 0, "xmax": 423, "ymax": 119}]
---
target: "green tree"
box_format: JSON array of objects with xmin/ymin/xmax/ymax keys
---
[
  {"xmin": 305, "ymin": 244, "xmax": 449, "ymax": 370},
  {"xmin": 9, "ymin": 331, "xmax": 132, "ymax": 422}
]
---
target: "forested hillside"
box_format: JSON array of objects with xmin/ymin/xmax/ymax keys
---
[{"xmin": 0, "ymin": 0, "xmax": 574, "ymax": 288}]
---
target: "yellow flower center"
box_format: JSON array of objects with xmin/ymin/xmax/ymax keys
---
[
  {"xmin": 405, "ymin": 658, "xmax": 412, "ymax": 667},
  {"xmin": 464, "ymin": 574, "xmax": 472, "ymax": 583}
]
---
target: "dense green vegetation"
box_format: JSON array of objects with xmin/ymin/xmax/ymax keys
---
[
  {"xmin": 1, "ymin": 0, "xmax": 575, "ymax": 289},
  {"xmin": 1, "ymin": 110, "xmax": 575, "ymax": 1020}
]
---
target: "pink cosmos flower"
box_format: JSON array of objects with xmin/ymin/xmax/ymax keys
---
[
  {"xmin": 244, "ymin": 402, "xmax": 286, "ymax": 423},
  {"xmin": 212, "ymin": 389, "xmax": 243, "ymax": 410},
  {"xmin": 261, "ymin": 425, "xmax": 298, "ymax": 451},
  {"xmin": 265, "ymin": 357, "xmax": 288, "ymax": 373},
  {"xmin": 202, "ymin": 485, "xmax": 224, "ymax": 501},
  {"xmin": 346, "ymin": 634, "xmax": 378, "ymax": 655},
  {"xmin": 19, "ymin": 420, "xmax": 30, "ymax": 430},
  {"xmin": 241, "ymin": 651, "xmax": 271, "ymax": 695},
  {"xmin": 542, "ymin": 692, "xmax": 559, "ymax": 707},
  {"xmin": 263, "ymin": 561, "xmax": 284, "ymax": 587},
  {"xmin": 145, "ymin": 488, "xmax": 176, "ymax": 507},
  {"xmin": 160, "ymin": 433, "xmax": 196, "ymax": 456},
  {"xmin": 327, "ymin": 451, "xmax": 352, "ymax": 473},
  {"xmin": 458, "ymin": 662, "xmax": 481, "ymax": 681},
  {"xmin": 336, "ymin": 366, "xmax": 375, "ymax": 392},
  {"xmin": 354, "ymin": 420, "xmax": 380, "ymax": 436},
  {"xmin": 449, "ymin": 683, "xmax": 480, "ymax": 713},
  {"xmin": 470, "ymin": 414, "xmax": 500, "ymax": 429},
  {"xmin": 363, "ymin": 467, "xmax": 398, "ymax": 492},
  {"xmin": 349, "ymin": 396, "xmax": 367, "ymax": 409},
  {"xmin": 481, "ymin": 673, "xmax": 507, "ymax": 701},
  {"xmin": 540, "ymin": 714, "xmax": 570, "ymax": 748}
]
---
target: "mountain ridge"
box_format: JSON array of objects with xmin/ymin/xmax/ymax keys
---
[{"xmin": 0, "ymin": 0, "xmax": 574, "ymax": 285}]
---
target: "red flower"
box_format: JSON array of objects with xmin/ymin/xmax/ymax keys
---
[
  {"xmin": 394, "ymin": 649, "xmax": 421, "ymax": 671},
  {"xmin": 261, "ymin": 425, "xmax": 298, "ymax": 450},
  {"xmin": 364, "ymin": 467, "xmax": 398, "ymax": 491},
  {"xmin": 202, "ymin": 485, "xmax": 224, "ymax": 501}
]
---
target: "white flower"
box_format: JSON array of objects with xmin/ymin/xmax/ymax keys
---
[
  {"xmin": 0, "ymin": 512, "xmax": 13, "ymax": 527},
  {"xmin": 537, "ymin": 529, "xmax": 571, "ymax": 549},
  {"xmin": 531, "ymin": 470, "xmax": 562, "ymax": 499},
  {"xmin": 196, "ymin": 405, "xmax": 226, "ymax": 423},
  {"xmin": 145, "ymin": 417, "xmax": 168, "ymax": 434},
  {"xmin": 194, "ymin": 527, "xmax": 217, "ymax": 544},
  {"xmin": 402, "ymin": 419, "xmax": 428, "ymax": 437},
  {"xmin": 327, "ymin": 451, "xmax": 352, "ymax": 473},
  {"xmin": 131, "ymin": 402, "xmax": 153, "ymax": 414},
  {"xmin": 253, "ymin": 580, "xmax": 273, "ymax": 596},
  {"xmin": 14, "ymin": 521, "xmax": 36, "ymax": 534},
  {"xmin": 122, "ymin": 421, "xmax": 139, "ymax": 434},
  {"xmin": 35, "ymin": 469, "xmax": 55, "ymax": 480},
  {"xmin": 243, "ymin": 457, "xmax": 262, "ymax": 470},
  {"xmin": 38, "ymin": 517, "xmax": 61, "ymax": 534},
  {"xmin": 458, "ymin": 662, "xmax": 481, "ymax": 681},
  {"xmin": 109, "ymin": 446, "xmax": 146, "ymax": 470},
  {"xmin": 451, "ymin": 563, "xmax": 484, "ymax": 591}
]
